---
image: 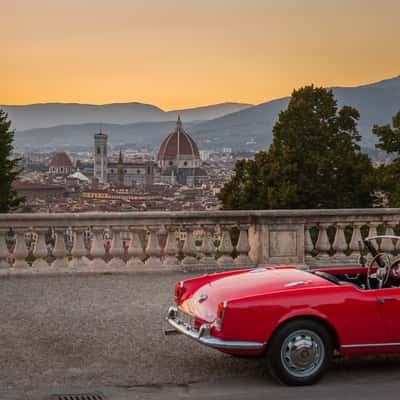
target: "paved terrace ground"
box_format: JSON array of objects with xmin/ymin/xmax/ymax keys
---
[{"xmin": 1, "ymin": 271, "xmax": 400, "ymax": 399}]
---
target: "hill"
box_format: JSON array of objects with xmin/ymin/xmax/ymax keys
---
[
  {"xmin": 190, "ymin": 76, "xmax": 400, "ymax": 150},
  {"xmin": 2, "ymin": 102, "xmax": 252, "ymax": 131},
  {"xmin": 10, "ymin": 75, "xmax": 400, "ymax": 151}
]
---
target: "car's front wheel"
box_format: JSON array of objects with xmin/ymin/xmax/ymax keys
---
[{"xmin": 267, "ymin": 319, "xmax": 333, "ymax": 386}]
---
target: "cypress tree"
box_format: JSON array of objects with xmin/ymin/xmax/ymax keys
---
[{"xmin": 0, "ymin": 109, "xmax": 24, "ymax": 212}]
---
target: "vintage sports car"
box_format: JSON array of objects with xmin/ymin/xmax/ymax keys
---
[{"xmin": 165, "ymin": 235, "xmax": 400, "ymax": 385}]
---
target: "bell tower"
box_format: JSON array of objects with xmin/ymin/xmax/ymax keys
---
[{"xmin": 94, "ymin": 130, "xmax": 108, "ymax": 183}]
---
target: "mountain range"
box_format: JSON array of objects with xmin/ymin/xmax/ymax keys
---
[{"xmin": 3, "ymin": 75, "xmax": 400, "ymax": 151}]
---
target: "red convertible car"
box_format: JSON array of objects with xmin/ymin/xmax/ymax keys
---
[{"xmin": 166, "ymin": 235, "xmax": 400, "ymax": 385}]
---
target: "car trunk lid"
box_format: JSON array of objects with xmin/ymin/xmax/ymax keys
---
[{"xmin": 180, "ymin": 267, "xmax": 332, "ymax": 322}]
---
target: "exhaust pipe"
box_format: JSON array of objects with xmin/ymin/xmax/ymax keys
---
[{"xmin": 164, "ymin": 328, "xmax": 180, "ymax": 336}]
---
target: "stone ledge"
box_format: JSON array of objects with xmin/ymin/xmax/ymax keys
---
[{"xmin": 0, "ymin": 263, "xmax": 248, "ymax": 279}]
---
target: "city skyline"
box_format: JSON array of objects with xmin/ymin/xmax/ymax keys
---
[{"xmin": 2, "ymin": 0, "xmax": 400, "ymax": 109}]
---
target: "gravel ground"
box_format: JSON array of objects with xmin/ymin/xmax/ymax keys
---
[
  {"xmin": 0, "ymin": 272, "xmax": 268, "ymax": 386},
  {"xmin": 2, "ymin": 271, "xmax": 400, "ymax": 394}
]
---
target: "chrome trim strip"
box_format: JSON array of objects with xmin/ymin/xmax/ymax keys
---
[
  {"xmin": 342, "ymin": 342, "xmax": 400, "ymax": 349},
  {"xmin": 166, "ymin": 311, "xmax": 265, "ymax": 351}
]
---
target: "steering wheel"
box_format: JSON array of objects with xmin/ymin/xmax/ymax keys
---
[
  {"xmin": 367, "ymin": 253, "xmax": 392, "ymax": 289},
  {"xmin": 389, "ymin": 256, "xmax": 400, "ymax": 278}
]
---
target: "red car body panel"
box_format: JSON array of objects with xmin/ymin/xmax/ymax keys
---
[{"xmin": 174, "ymin": 266, "xmax": 400, "ymax": 357}]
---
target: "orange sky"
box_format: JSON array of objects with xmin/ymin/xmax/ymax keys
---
[{"xmin": 1, "ymin": 0, "xmax": 399, "ymax": 109}]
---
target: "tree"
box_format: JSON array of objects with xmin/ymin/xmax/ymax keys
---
[
  {"xmin": 373, "ymin": 111, "xmax": 400, "ymax": 206},
  {"xmin": 0, "ymin": 110, "xmax": 24, "ymax": 212},
  {"xmin": 219, "ymin": 86, "xmax": 375, "ymax": 209}
]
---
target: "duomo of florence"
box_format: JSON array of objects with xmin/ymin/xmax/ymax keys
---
[{"xmin": 93, "ymin": 115, "xmax": 207, "ymax": 187}]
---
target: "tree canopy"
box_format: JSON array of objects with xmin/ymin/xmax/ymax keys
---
[
  {"xmin": 0, "ymin": 110, "xmax": 23, "ymax": 212},
  {"xmin": 219, "ymin": 85, "xmax": 375, "ymax": 210},
  {"xmin": 373, "ymin": 111, "xmax": 400, "ymax": 206}
]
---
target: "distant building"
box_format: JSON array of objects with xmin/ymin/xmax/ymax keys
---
[
  {"xmin": 107, "ymin": 150, "xmax": 158, "ymax": 187},
  {"xmin": 157, "ymin": 116, "xmax": 207, "ymax": 185},
  {"xmin": 13, "ymin": 182, "xmax": 66, "ymax": 201},
  {"xmin": 199, "ymin": 150, "xmax": 212, "ymax": 161},
  {"xmin": 93, "ymin": 132, "xmax": 108, "ymax": 183},
  {"xmin": 92, "ymin": 115, "xmax": 206, "ymax": 187},
  {"xmin": 49, "ymin": 152, "xmax": 74, "ymax": 175},
  {"xmin": 93, "ymin": 131, "xmax": 157, "ymax": 187}
]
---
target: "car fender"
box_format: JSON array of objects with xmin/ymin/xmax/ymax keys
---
[{"xmin": 271, "ymin": 308, "xmax": 341, "ymax": 349}]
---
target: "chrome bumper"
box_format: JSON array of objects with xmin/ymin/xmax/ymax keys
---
[{"xmin": 165, "ymin": 306, "xmax": 265, "ymax": 351}]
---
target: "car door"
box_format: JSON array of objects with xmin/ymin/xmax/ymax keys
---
[{"xmin": 374, "ymin": 287, "xmax": 400, "ymax": 342}]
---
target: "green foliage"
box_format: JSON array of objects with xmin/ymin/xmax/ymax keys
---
[
  {"xmin": 373, "ymin": 111, "xmax": 400, "ymax": 206},
  {"xmin": 0, "ymin": 110, "xmax": 24, "ymax": 212},
  {"xmin": 219, "ymin": 86, "xmax": 375, "ymax": 209},
  {"xmin": 374, "ymin": 111, "xmax": 400, "ymax": 156}
]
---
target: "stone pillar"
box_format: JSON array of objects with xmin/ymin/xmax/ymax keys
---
[
  {"xmin": 217, "ymin": 225, "xmax": 234, "ymax": 266},
  {"xmin": 70, "ymin": 227, "xmax": 90, "ymax": 268},
  {"xmin": 315, "ymin": 223, "xmax": 331, "ymax": 259},
  {"xmin": 381, "ymin": 223, "xmax": 395, "ymax": 253},
  {"xmin": 90, "ymin": 226, "xmax": 107, "ymax": 268},
  {"xmin": 0, "ymin": 228, "xmax": 10, "ymax": 268},
  {"xmin": 53, "ymin": 227, "xmax": 68, "ymax": 268},
  {"xmin": 235, "ymin": 224, "xmax": 252, "ymax": 266},
  {"xmin": 199, "ymin": 225, "xmax": 217, "ymax": 267},
  {"xmin": 367, "ymin": 222, "xmax": 379, "ymax": 253},
  {"xmin": 163, "ymin": 225, "xmax": 180, "ymax": 267},
  {"xmin": 332, "ymin": 223, "xmax": 348, "ymax": 258},
  {"xmin": 349, "ymin": 223, "xmax": 363, "ymax": 261},
  {"xmin": 145, "ymin": 226, "xmax": 162, "ymax": 266},
  {"xmin": 108, "ymin": 226, "xmax": 125, "ymax": 268},
  {"xmin": 304, "ymin": 225, "xmax": 314, "ymax": 263},
  {"xmin": 127, "ymin": 227, "xmax": 144, "ymax": 267},
  {"xmin": 13, "ymin": 228, "xmax": 29, "ymax": 268},
  {"xmin": 33, "ymin": 227, "xmax": 49, "ymax": 268},
  {"xmin": 182, "ymin": 226, "xmax": 198, "ymax": 265}
]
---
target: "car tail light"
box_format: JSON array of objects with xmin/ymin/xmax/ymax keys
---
[
  {"xmin": 216, "ymin": 301, "xmax": 228, "ymax": 331},
  {"xmin": 174, "ymin": 281, "xmax": 185, "ymax": 303}
]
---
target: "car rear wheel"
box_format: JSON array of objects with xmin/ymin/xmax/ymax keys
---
[{"xmin": 267, "ymin": 319, "xmax": 333, "ymax": 386}]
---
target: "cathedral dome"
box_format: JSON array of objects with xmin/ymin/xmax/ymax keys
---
[
  {"xmin": 50, "ymin": 152, "xmax": 73, "ymax": 168},
  {"xmin": 157, "ymin": 116, "xmax": 200, "ymax": 161}
]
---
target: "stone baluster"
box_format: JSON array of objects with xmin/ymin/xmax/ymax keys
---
[
  {"xmin": 381, "ymin": 223, "xmax": 395, "ymax": 253},
  {"xmin": 182, "ymin": 225, "xmax": 198, "ymax": 265},
  {"xmin": 70, "ymin": 227, "xmax": 90, "ymax": 268},
  {"xmin": 108, "ymin": 226, "xmax": 125, "ymax": 268},
  {"xmin": 52, "ymin": 227, "xmax": 68, "ymax": 268},
  {"xmin": 217, "ymin": 225, "xmax": 234, "ymax": 266},
  {"xmin": 394, "ymin": 222, "xmax": 400, "ymax": 252},
  {"xmin": 90, "ymin": 226, "xmax": 107, "ymax": 268},
  {"xmin": 315, "ymin": 223, "xmax": 331, "ymax": 259},
  {"xmin": 304, "ymin": 225, "xmax": 315, "ymax": 262},
  {"xmin": 349, "ymin": 223, "xmax": 363, "ymax": 259},
  {"xmin": 235, "ymin": 224, "xmax": 252, "ymax": 265},
  {"xmin": 367, "ymin": 222, "xmax": 379, "ymax": 252},
  {"xmin": 163, "ymin": 225, "xmax": 180, "ymax": 267},
  {"xmin": 199, "ymin": 225, "xmax": 217, "ymax": 266},
  {"xmin": 332, "ymin": 223, "xmax": 348, "ymax": 258},
  {"xmin": 13, "ymin": 228, "xmax": 29, "ymax": 268},
  {"xmin": 0, "ymin": 228, "xmax": 10, "ymax": 268},
  {"xmin": 145, "ymin": 226, "xmax": 162, "ymax": 266},
  {"xmin": 127, "ymin": 227, "xmax": 144, "ymax": 266},
  {"xmin": 33, "ymin": 227, "xmax": 49, "ymax": 268}
]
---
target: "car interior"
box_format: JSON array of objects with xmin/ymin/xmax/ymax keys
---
[{"xmin": 310, "ymin": 236, "xmax": 400, "ymax": 290}]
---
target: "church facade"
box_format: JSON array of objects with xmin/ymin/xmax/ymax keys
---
[
  {"xmin": 93, "ymin": 116, "xmax": 206, "ymax": 187},
  {"xmin": 93, "ymin": 132, "xmax": 157, "ymax": 187}
]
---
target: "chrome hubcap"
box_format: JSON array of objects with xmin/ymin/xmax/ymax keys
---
[{"xmin": 280, "ymin": 329, "xmax": 324, "ymax": 378}]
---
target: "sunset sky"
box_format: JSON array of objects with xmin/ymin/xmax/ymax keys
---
[{"xmin": 1, "ymin": 0, "xmax": 399, "ymax": 109}]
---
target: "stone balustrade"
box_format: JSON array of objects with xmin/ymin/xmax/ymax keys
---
[{"xmin": 1, "ymin": 209, "xmax": 400, "ymax": 272}]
